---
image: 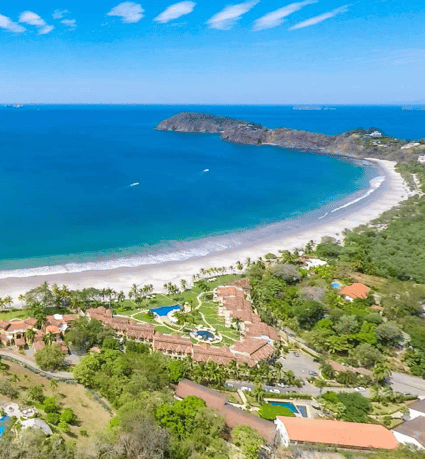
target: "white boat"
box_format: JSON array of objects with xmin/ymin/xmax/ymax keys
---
[{"xmin": 130, "ymin": 182, "xmax": 139, "ymax": 187}]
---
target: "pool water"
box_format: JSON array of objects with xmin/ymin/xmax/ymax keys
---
[
  {"xmin": 269, "ymin": 401, "xmax": 308, "ymax": 417},
  {"xmin": 0, "ymin": 416, "xmax": 11, "ymax": 436},
  {"xmin": 150, "ymin": 304, "xmax": 181, "ymax": 317},
  {"xmin": 196, "ymin": 330, "xmax": 215, "ymax": 340},
  {"xmin": 332, "ymin": 282, "xmax": 341, "ymax": 288}
]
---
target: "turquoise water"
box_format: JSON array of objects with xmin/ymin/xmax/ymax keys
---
[
  {"xmin": 1, "ymin": 105, "xmax": 421, "ymax": 276},
  {"xmin": 0, "ymin": 416, "xmax": 11, "ymax": 436},
  {"xmin": 150, "ymin": 305, "xmax": 181, "ymax": 317}
]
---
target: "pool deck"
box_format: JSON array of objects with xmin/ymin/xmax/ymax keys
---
[{"xmin": 264, "ymin": 398, "xmax": 321, "ymax": 419}]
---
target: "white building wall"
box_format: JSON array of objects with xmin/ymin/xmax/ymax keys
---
[
  {"xmin": 392, "ymin": 431, "xmax": 425, "ymax": 450},
  {"xmin": 409, "ymin": 409, "xmax": 425, "ymax": 420},
  {"xmin": 274, "ymin": 418, "xmax": 290, "ymax": 447}
]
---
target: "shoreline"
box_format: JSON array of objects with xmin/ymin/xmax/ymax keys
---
[{"xmin": 0, "ymin": 158, "xmax": 414, "ymax": 302}]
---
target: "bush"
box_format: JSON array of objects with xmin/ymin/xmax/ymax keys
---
[
  {"xmin": 45, "ymin": 413, "xmax": 61, "ymax": 425},
  {"xmin": 80, "ymin": 429, "xmax": 88, "ymax": 436},
  {"xmin": 43, "ymin": 397, "xmax": 60, "ymax": 413},
  {"xmin": 60, "ymin": 408, "xmax": 76, "ymax": 424},
  {"xmin": 0, "ymin": 379, "xmax": 18, "ymax": 399},
  {"xmin": 59, "ymin": 420, "xmax": 70, "ymax": 432}
]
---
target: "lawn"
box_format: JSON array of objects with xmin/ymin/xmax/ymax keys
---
[
  {"xmin": 0, "ymin": 309, "xmax": 33, "ymax": 321},
  {"xmin": 0, "ymin": 361, "xmax": 112, "ymax": 446}
]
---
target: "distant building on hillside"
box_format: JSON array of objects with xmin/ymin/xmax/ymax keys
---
[{"xmin": 339, "ymin": 283, "xmax": 370, "ymax": 302}]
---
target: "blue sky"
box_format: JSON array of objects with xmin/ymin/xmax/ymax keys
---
[{"xmin": 1, "ymin": 0, "xmax": 424, "ymax": 104}]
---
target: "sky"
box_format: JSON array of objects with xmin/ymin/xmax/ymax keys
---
[{"xmin": 0, "ymin": 0, "xmax": 424, "ymax": 104}]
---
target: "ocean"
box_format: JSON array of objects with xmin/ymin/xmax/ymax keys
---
[{"xmin": 0, "ymin": 105, "xmax": 424, "ymax": 277}]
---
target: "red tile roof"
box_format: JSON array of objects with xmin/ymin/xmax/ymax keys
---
[
  {"xmin": 246, "ymin": 322, "xmax": 280, "ymax": 341},
  {"xmin": 192, "ymin": 344, "xmax": 234, "ymax": 365},
  {"xmin": 153, "ymin": 333, "xmax": 192, "ymax": 354},
  {"xmin": 0, "ymin": 320, "xmax": 10, "ymax": 330},
  {"xmin": 277, "ymin": 417, "xmax": 398, "ymax": 450},
  {"xmin": 225, "ymin": 278, "xmax": 252, "ymax": 290},
  {"xmin": 15, "ymin": 338, "xmax": 26, "ymax": 347},
  {"xmin": 231, "ymin": 338, "xmax": 274, "ymax": 362},
  {"xmin": 216, "ymin": 286, "xmax": 245, "ymax": 298},
  {"xmin": 24, "ymin": 317, "xmax": 37, "ymax": 327},
  {"xmin": 175, "ymin": 379, "xmax": 229, "ymax": 410},
  {"xmin": 45, "ymin": 325, "xmax": 61, "ymax": 335},
  {"xmin": 339, "ymin": 283, "xmax": 370, "ymax": 300},
  {"xmin": 175, "ymin": 380, "xmax": 276, "ymax": 443},
  {"xmin": 6, "ymin": 321, "xmax": 31, "ymax": 333}
]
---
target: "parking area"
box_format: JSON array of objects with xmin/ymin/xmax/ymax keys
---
[{"xmin": 279, "ymin": 351, "xmax": 321, "ymax": 379}]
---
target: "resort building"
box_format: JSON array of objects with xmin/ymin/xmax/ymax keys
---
[
  {"xmin": 339, "ymin": 283, "xmax": 370, "ymax": 301},
  {"xmin": 231, "ymin": 338, "xmax": 275, "ymax": 367},
  {"xmin": 153, "ymin": 333, "xmax": 192, "ymax": 358},
  {"xmin": 192, "ymin": 343, "xmax": 234, "ymax": 365},
  {"xmin": 175, "ymin": 379, "xmax": 277, "ymax": 444},
  {"xmin": 392, "ymin": 416, "xmax": 425, "ymax": 450},
  {"xmin": 275, "ymin": 417, "xmax": 398, "ymax": 450}
]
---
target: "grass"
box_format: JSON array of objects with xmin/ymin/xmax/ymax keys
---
[
  {"xmin": 0, "ymin": 309, "xmax": 33, "ymax": 321},
  {"xmin": 0, "ymin": 361, "xmax": 112, "ymax": 446},
  {"xmin": 133, "ymin": 312, "xmax": 158, "ymax": 324}
]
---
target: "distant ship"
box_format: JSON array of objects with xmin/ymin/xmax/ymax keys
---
[
  {"xmin": 203, "ymin": 169, "xmax": 209, "ymax": 172},
  {"xmin": 4, "ymin": 104, "xmax": 23, "ymax": 108},
  {"xmin": 130, "ymin": 182, "xmax": 139, "ymax": 187}
]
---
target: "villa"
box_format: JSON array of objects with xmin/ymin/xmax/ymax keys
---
[{"xmin": 339, "ymin": 283, "xmax": 370, "ymax": 301}]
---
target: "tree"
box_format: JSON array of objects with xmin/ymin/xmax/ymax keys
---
[
  {"xmin": 168, "ymin": 360, "xmax": 186, "ymax": 383},
  {"xmin": 350, "ymin": 343, "xmax": 383, "ymax": 368},
  {"xmin": 35, "ymin": 345, "xmax": 66, "ymax": 370},
  {"xmin": 314, "ymin": 378, "xmax": 327, "ymax": 394},
  {"xmin": 65, "ymin": 316, "xmax": 114, "ymax": 352},
  {"xmin": 373, "ymin": 363, "xmax": 391, "ymax": 383},
  {"xmin": 43, "ymin": 331, "xmax": 56, "ymax": 346},
  {"xmin": 334, "ymin": 315, "xmax": 359, "ymax": 335},
  {"xmin": 232, "ymin": 425, "xmax": 264, "ymax": 459},
  {"xmin": 294, "ymin": 301, "xmax": 327, "ymax": 330},
  {"xmin": 271, "ymin": 263, "xmax": 301, "ymax": 284},
  {"xmin": 128, "ymin": 284, "xmax": 140, "ymax": 300},
  {"xmin": 375, "ymin": 323, "xmax": 403, "ymax": 347},
  {"xmin": 25, "ymin": 328, "xmax": 36, "ymax": 344},
  {"xmin": 180, "ymin": 279, "xmax": 187, "ymax": 291}
]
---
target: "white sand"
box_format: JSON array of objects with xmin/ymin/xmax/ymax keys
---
[{"xmin": 0, "ymin": 159, "xmax": 414, "ymax": 303}]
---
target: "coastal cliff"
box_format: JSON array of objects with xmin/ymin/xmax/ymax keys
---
[{"xmin": 156, "ymin": 112, "xmax": 425, "ymax": 162}]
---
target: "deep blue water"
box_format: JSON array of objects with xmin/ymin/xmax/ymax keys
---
[
  {"xmin": 0, "ymin": 416, "xmax": 11, "ymax": 436},
  {"xmin": 150, "ymin": 305, "xmax": 181, "ymax": 317},
  {"xmin": 1, "ymin": 105, "xmax": 423, "ymax": 275}
]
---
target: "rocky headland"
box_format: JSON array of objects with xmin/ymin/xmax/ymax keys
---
[{"xmin": 156, "ymin": 112, "xmax": 425, "ymax": 163}]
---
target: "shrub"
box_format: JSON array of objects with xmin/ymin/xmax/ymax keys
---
[
  {"xmin": 59, "ymin": 420, "xmax": 70, "ymax": 432},
  {"xmin": 80, "ymin": 429, "xmax": 88, "ymax": 436},
  {"xmin": 45, "ymin": 413, "xmax": 61, "ymax": 425},
  {"xmin": 60, "ymin": 408, "xmax": 76, "ymax": 424},
  {"xmin": 43, "ymin": 397, "xmax": 60, "ymax": 414},
  {"xmin": 0, "ymin": 379, "xmax": 18, "ymax": 399}
]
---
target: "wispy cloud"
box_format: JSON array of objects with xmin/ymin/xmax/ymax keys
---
[
  {"xmin": 19, "ymin": 11, "xmax": 54, "ymax": 34},
  {"xmin": 290, "ymin": 4, "xmax": 350, "ymax": 30},
  {"xmin": 0, "ymin": 13, "xmax": 26, "ymax": 33},
  {"xmin": 52, "ymin": 9, "xmax": 68, "ymax": 20},
  {"xmin": 107, "ymin": 2, "xmax": 144, "ymax": 23},
  {"xmin": 61, "ymin": 18, "xmax": 77, "ymax": 29},
  {"xmin": 154, "ymin": 1, "xmax": 196, "ymax": 24},
  {"xmin": 207, "ymin": 0, "xmax": 259, "ymax": 30},
  {"xmin": 253, "ymin": 0, "xmax": 317, "ymax": 31}
]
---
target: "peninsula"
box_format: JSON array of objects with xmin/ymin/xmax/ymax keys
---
[{"xmin": 156, "ymin": 112, "xmax": 425, "ymax": 163}]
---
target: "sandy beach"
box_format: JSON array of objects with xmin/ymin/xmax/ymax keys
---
[{"xmin": 0, "ymin": 158, "xmax": 415, "ymax": 303}]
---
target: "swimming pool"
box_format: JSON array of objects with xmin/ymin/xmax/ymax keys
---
[
  {"xmin": 150, "ymin": 304, "xmax": 181, "ymax": 317},
  {"xmin": 269, "ymin": 401, "xmax": 308, "ymax": 417},
  {"xmin": 332, "ymin": 282, "xmax": 341, "ymax": 288},
  {"xmin": 195, "ymin": 330, "xmax": 215, "ymax": 340},
  {"xmin": 0, "ymin": 416, "xmax": 11, "ymax": 436}
]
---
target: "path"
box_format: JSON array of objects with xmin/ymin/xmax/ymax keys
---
[{"xmin": 0, "ymin": 349, "xmax": 75, "ymax": 381}]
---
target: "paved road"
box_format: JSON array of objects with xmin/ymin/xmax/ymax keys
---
[
  {"xmin": 389, "ymin": 372, "xmax": 425, "ymax": 396},
  {"xmin": 279, "ymin": 351, "xmax": 320, "ymax": 379}
]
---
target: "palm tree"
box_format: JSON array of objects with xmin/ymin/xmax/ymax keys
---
[
  {"xmin": 245, "ymin": 257, "xmax": 251, "ymax": 268},
  {"xmin": 180, "ymin": 279, "xmax": 187, "ymax": 292},
  {"xmin": 314, "ymin": 379, "xmax": 327, "ymax": 395},
  {"xmin": 236, "ymin": 261, "xmax": 243, "ymax": 271},
  {"xmin": 128, "ymin": 284, "xmax": 140, "ymax": 300},
  {"xmin": 117, "ymin": 291, "xmax": 125, "ymax": 304},
  {"xmin": 43, "ymin": 331, "xmax": 56, "ymax": 346},
  {"xmin": 25, "ymin": 328, "xmax": 36, "ymax": 345},
  {"xmin": 2, "ymin": 296, "xmax": 12, "ymax": 310},
  {"xmin": 373, "ymin": 363, "xmax": 391, "ymax": 384}
]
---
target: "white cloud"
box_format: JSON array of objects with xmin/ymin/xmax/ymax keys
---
[
  {"xmin": 154, "ymin": 1, "xmax": 196, "ymax": 23},
  {"xmin": 107, "ymin": 2, "xmax": 144, "ymax": 23},
  {"xmin": 19, "ymin": 11, "xmax": 54, "ymax": 34},
  {"xmin": 207, "ymin": 0, "xmax": 259, "ymax": 30},
  {"xmin": 0, "ymin": 14, "xmax": 26, "ymax": 33},
  {"xmin": 289, "ymin": 4, "xmax": 350, "ymax": 30},
  {"xmin": 253, "ymin": 0, "xmax": 317, "ymax": 31},
  {"xmin": 39, "ymin": 25, "xmax": 55, "ymax": 34},
  {"xmin": 52, "ymin": 9, "xmax": 68, "ymax": 20},
  {"xmin": 61, "ymin": 18, "xmax": 77, "ymax": 29}
]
